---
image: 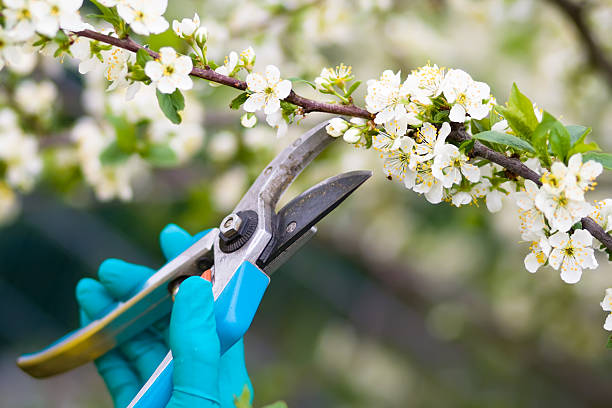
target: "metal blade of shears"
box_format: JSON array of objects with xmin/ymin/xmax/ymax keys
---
[{"xmin": 258, "ymin": 170, "xmax": 372, "ymax": 272}]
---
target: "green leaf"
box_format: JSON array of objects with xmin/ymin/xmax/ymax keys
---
[
  {"xmin": 229, "ymin": 92, "xmax": 249, "ymax": 110},
  {"xmin": 143, "ymin": 144, "xmax": 178, "ymax": 167},
  {"xmin": 288, "ymin": 77, "xmax": 316, "ymax": 90},
  {"xmin": 432, "ymin": 110, "xmax": 449, "ymax": 123},
  {"xmin": 607, "ymin": 334, "xmax": 612, "ymax": 349},
  {"xmin": 508, "ymin": 83, "xmax": 539, "ymax": 131},
  {"xmin": 128, "ymin": 65, "xmax": 149, "ymax": 82},
  {"xmin": 345, "ymin": 80, "xmax": 362, "ymax": 97},
  {"xmin": 459, "ymin": 138, "xmax": 475, "ymax": 155},
  {"xmin": 156, "ymin": 89, "xmax": 184, "ymax": 124},
  {"xmin": 136, "ymin": 48, "xmax": 154, "ymax": 67},
  {"xmin": 472, "ymin": 130, "xmax": 535, "ymax": 153},
  {"xmin": 100, "ymin": 142, "xmax": 131, "ymax": 165},
  {"xmin": 107, "ymin": 115, "xmax": 137, "ymax": 152},
  {"xmin": 233, "ymin": 385, "xmax": 251, "ymax": 408},
  {"xmin": 531, "ymin": 121, "xmax": 551, "ymax": 167},
  {"xmin": 496, "ymin": 84, "xmax": 538, "ymax": 141},
  {"xmin": 582, "ymin": 152, "xmax": 612, "ymax": 170},
  {"xmin": 88, "ymin": 0, "xmax": 122, "ymax": 28},
  {"xmin": 567, "ymin": 125, "xmax": 591, "ymax": 145},
  {"xmin": 544, "ymin": 113, "xmax": 571, "ymax": 162},
  {"xmin": 567, "ymin": 125, "xmax": 599, "ymax": 156}
]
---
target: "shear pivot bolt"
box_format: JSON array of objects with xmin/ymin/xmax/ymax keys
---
[{"xmin": 220, "ymin": 213, "xmax": 243, "ymax": 239}]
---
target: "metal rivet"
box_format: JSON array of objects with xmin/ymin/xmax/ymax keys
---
[{"xmin": 286, "ymin": 221, "xmax": 297, "ymax": 233}]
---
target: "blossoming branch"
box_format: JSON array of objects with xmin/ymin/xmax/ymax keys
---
[{"xmin": 1, "ymin": 0, "xmax": 612, "ymax": 341}]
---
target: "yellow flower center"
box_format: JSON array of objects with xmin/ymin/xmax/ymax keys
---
[{"xmin": 163, "ymin": 65, "xmax": 174, "ymax": 76}]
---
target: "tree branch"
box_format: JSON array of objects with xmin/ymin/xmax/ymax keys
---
[
  {"xmin": 74, "ymin": 29, "xmax": 374, "ymax": 119},
  {"xmin": 72, "ymin": 29, "xmax": 612, "ymax": 252},
  {"xmin": 546, "ymin": 0, "xmax": 612, "ymax": 88}
]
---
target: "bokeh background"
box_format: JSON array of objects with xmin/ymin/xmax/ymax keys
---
[{"xmin": 1, "ymin": 0, "xmax": 612, "ymax": 407}]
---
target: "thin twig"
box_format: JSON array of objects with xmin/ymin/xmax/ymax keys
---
[{"xmin": 71, "ymin": 29, "xmax": 612, "ymax": 252}]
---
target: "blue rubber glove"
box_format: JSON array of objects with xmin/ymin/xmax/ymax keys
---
[{"xmin": 75, "ymin": 224, "xmax": 253, "ymax": 407}]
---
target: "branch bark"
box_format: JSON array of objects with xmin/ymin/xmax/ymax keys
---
[{"xmin": 72, "ymin": 29, "xmax": 612, "ymax": 252}]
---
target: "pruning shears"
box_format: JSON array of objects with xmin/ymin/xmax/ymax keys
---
[{"xmin": 16, "ymin": 120, "xmax": 371, "ymax": 407}]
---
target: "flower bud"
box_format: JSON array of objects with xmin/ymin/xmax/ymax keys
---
[
  {"xmin": 343, "ymin": 127, "xmax": 362, "ymax": 143},
  {"xmin": 325, "ymin": 118, "xmax": 349, "ymax": 137},
  {"xmin": 195, "ymin": 27, "xmax": 208, "ymax": 47},
  {"xmin": 173, "ymin": 13, "xmax": 201, "ymax": 38}
]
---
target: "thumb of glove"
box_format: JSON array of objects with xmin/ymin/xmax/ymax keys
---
[{"xmin": 167, "ymin": 276, "xmax": 221, "ymax": 408}]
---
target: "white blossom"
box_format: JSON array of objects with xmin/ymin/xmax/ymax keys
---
[
  {"xmin": 402, "ymin": 63, "xmax": 445, "ymax": 105},
  {"xmin": 117, "ymin": 0, "xmax": 169, "ymax": 36},
  {"xmin": 0, "ymin": 26, "xmax": 32, "ymax": 71},
  {"xmin": 601, "ymin": 288, "xmax": 612, "ymax": 331},
  {"xmin": 590, "ymin": 199, "xmax": 612, "ymax": 233},
  {"xmin": 565, "ymin": 153, "xmax": 603, "ymax": 201},
  {"xmin": 442, "ymin": 69, "xmax": 491, "ymax": 122},
  {"xmin": 265, "ymin": 110, "xmax": 288, "ymax": 138},
  {"xmin": 244, "ymin": 65, "xmax": 292, "ymax": 115},
  {"xmin": 365, "ymin": 70, "xmax": 409, "ymax": 125},
  {"xmin": 432, "ymin": 144, "xmax": 481, "ymax": 188},
  {"xmin": 413, "ymin": 163, "xmax": 444, "ymax": 204},
  {"xmin": 524, "ymin": 232, "xmax": 552, "ymax": 273},
  {"xmin": 513, "ymin": 180, "xmax": 546, "ymax": 240},
  {"xmin": 412, "ymin": 122, "xmax": 450, "ymax": 165},
  {"xmin": 145, "ymin": 47, "xmax": 193, "ymax": 94},
  {"xmin": 72, "ymin": 118, "xmax": 148, "ymax": 201},
  {"xmin": 172, "ymin": 13, "xmax": 200, "ymax": 38},
  {"xmin": 536, "ymin": 167, "xmax": 592, "ymax": 232},
  {"xmin": 0, "ymin": 112, "xmax": 42, "ymax": 191},
  {"xmin": 3, "ymin": 0, "xmax": 38, "ymax": 40},
  {"xmin": 548, "ymin": 229, "xmax": 597, "ymax": 284},
  {"xmin": 15, "ymin": 80, "xmax": 57, "ymax": 115},
  {"xmin": 30, "ymin": 0, "xmax": 85, "ymax": 38}
]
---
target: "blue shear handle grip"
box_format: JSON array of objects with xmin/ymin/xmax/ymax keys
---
[
  {"xmin": 130, "ymin": 261, "xmax": 269, "ymax": 408},
  {"xmin": 215, "ymin": 261, "xmax": 270, "ymax": 354}
]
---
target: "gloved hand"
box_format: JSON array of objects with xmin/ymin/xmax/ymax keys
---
[{"xmin": 75, "ymin": 224, "xmax": 253, "ymax": 407}]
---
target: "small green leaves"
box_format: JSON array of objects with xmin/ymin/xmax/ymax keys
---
[
  {"xmin": 582, "ymin": 152, "xmax": 612, "ymax": 170},
  {"xmin": 100, "ymin": 142, "xmax": 131, "ymax": 165},
  {"xmin": 530, "ymin": 111, "xmax": 571, "ymax": 164},
  {"xmin": 607, "ymin": 334, "xmax": 612, "ymax": 349},
  {"xmin": 345, "ymin": 80, "xmax": 362, "ymax": 97},
  {"xmin": 545, "ymin": 114, "xmax": 571, "ymax": 163},
  {"xmin": 143, "ymin": 144, "xmax": 178, "ymax": 167},
  {"xmin": 89, "ymin": 0, "xmax": 127, "ymax": 37},
  {"xmin": 459, "ymin": 138, "xmax": 475, "ymax": 155},
  {"xmin": 230, "ymin": 92, "xmax": 249, "ymax": 110},
  {"xmin": 136, "ymin": 48, "xmax": 154, "ymax": 66},
  {"xmin": 156, "ymin": 89, "xmax": 185, "ymax": 124},
  {"xmin": 472, "ymin": 130, "xmax": 535, "ymax": 153},
  {"xmin": 496, "ymin": 83, "xmax": 538, "ymax": 140},
  {"xmin": 567, "ymin": 125, "xmax": 599, "ymax": 156},
  {"xmin": 288, "ymin": 77, "xmax": 317, "ymax": 90}
]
